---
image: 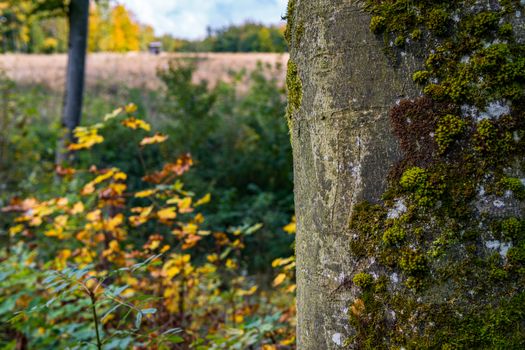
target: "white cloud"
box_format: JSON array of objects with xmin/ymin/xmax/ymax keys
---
[{"xmin": 118, "ymin": 0, "xmax": 288, "ymax": 39}]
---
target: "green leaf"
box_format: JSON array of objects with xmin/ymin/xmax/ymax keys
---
[
  {"xmin": 141, "ymin": 308, "xmax": 157, "ymax": 315},
  {"xmin": 109, "ymin": 285, "xmax": 129, "ymax": 297},
  {"xmin": 135, "ymin": 311, "xmax": 142, "ymax": 329},
  {"xmin": 42, "ymin": 274, "xmax": 58, "ymax": 285},
  {"xmin": 54, "ymin": 282, "xmax": 70, "ymax": 293},
  {"xmin": 220, "ymin": 247, "xmax": 232, "ymax": 260},
  {"xmin": 74, "ymin": 266, "xmax": 92, "ymax": 280},
  {"xmin": 45, "ymin": 297, "xmax": 57, "ymax": 308},
  {"xmin": 162, "ymin": 328, "xmax": 182, "ymax": 335},
  {"xmin": 164, "ymin": 335, "xmax": 184, "ymax": 344},
  {"xmin": 101, "ymin": 304, "xmax": 122, "ymax": 321},
  {"xmin": 245, "ymin": 223, "xmax": 263, "ymax": 235}
]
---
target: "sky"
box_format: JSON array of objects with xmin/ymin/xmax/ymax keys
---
[{"xmin": 119, "ymin": 0, "xmax": 288, "ymax": 40}]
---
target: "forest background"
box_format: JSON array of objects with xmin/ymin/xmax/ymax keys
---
[{"xmin": 0, "ymin": 0, "xmax": 289, "ymax": 53}]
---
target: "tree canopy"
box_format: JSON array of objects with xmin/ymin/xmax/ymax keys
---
[{"xmin": 1, "ymin": 1, "xmax": 288, "ymax": 53}]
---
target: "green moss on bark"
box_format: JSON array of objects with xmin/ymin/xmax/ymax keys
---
[
  {"xmin": 286, "ymin": 59, "xmax": 302, "ymax": 131},
  {"xmin": 347, "ymin": 1, "xmax": 525, "ymax": 348},
  {"xmin": 284, "ymin": 0, "xmax": 297, "ymax": 46}
]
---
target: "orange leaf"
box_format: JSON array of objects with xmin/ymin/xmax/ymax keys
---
[{"xmin": 142, "ymin": 154, "xmax": 193, "ymax": 184}]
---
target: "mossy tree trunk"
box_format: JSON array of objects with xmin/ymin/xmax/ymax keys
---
[
  {"xmin": 289, "ymin": 1, "xmax": 420, "ymax": 347},
  {"xmin": 289, "ymin": 0, "xmax": 525, "ymax": 349}
]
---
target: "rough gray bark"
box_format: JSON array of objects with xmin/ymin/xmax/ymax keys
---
[
  {"xmin": 57, "ymin": 0, "xmax": 89, "ymax": 164},
  {"xmin": 289, "ymin": 1, "xmax": 420, "ymax": 348}
]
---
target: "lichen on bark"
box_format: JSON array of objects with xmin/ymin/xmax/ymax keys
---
[{"xmin": 346, "ymin": 1, "xmax": 525, "ymax": 348}]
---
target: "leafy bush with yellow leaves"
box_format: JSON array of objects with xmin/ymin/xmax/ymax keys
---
[{"xmin": 0, "ymin": 104, "xmax": 295, "ymax": 349}]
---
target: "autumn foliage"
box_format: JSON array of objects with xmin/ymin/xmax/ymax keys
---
[{"xmin": 1, "ymin": 104, "xmax": 295, "ymax": 349}]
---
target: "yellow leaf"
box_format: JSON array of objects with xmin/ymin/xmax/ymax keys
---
[
  {"xmin": 272, "ymin": 257, "xmax": 294, "ymax": 268},
  {"xmin": 140, "ymin": 133, "xmax": 168, "ymax": 146},
  {"xmin": 105, "ymin": 214, "xmax": 124, "ymax": 231},
  {"xmin": 237, "ymin": 286, "xmax": 258, "ymax": 296},
  {"xmin": 194, "ymin": 193, "xmax": 211, "ymax": 206},
  {"xmin": 273, "ymin": 273, "xmax": 287, "ymax": 287},
  {"xmin": 71, "ymin": 202, "xmax": 85, "ymax": 215},
  {"xmin": 135, "ymin": 189, "xmax": 157, "ymax": 198},
  {"xmin": 178, "ymin": 197, "xmax": 192, "ymax": 212},
  {"xmin": 87, "ymin": 209, "xmax": 102, "ymax": 222},
  {"xmin": 55, "ymin": 249, "xmax": 72, "ymax": 268},
  {"xmin": 262, "ymin": 345, "xmax": 277, "ymax": 350},
  {"xmin": 81, "ymin": 170, "xmax": 117, "ymax": 195},
  {"xmin": 110, "ymin": 183, "xmax": 127, "ymax": 195},
  {"xmin": 166, "ymin": 196, "xmax": 179, "ymax": 205},
  {"xmin": 280, "ymin": 336, "xmax": 296, "ymax": 346},
  {"xmin": 194, "ymin": 213, "xmax": 205, "ymax": 224},
  {"xmin": 121, "ymin": 117, "xmax": 151, "ymax": 131},
  {"xmin": 113, "ymin": 172, "xmax": 127, "ymax": 181},
  {"xmin": 45, "ymin": 227, "xmax": 64, "ymax": 239},
  {"xmin": 57, "ymin": 198, "xmax": 69, "ymax": 207},
  {"xmin": 129, "ymin": 206, "xmax": 153, "ymax": 226},
  {"xmin": 9, "ymin": 225, "xmax": 24, "ymax": 236},
  {"xmin": 182, "ymin": 234, "xmax": 202, "ymax": 250},
  {"xmin": 158, "ymin": 207, "xmax": 177, "ymax": 220},
  {"xmin": 68, "ymin": 127, "xmax": 104, "ymax": 151},
  {"xmin": 149, "ymin": 240, "xmax": 160, "ymax": 250},
  {"xmin": 125, "ymin": 103, "xmax": 138, "ymax": 113},
  {"xmin": 165, "ymin": 266, "xmax": 181, "ymax": 278},
  {"xmin": 207, "ymin": 254, "xmax": 219, "ymax": 263},
  {"xmin": 104, "ymin": 107, "xmax": 123, "ymax": 121},
  {"xmin": 92, "ymin": 170, "xmax": 115, "ymax": 185},
  {"xmin": 54, "ymin": 215, "xmax": 68, "ymax": 227},
  {"xmin": 131, "ymin": 206, "xmax": 153, "ymax": 215},
  {"xmin": 182, "ymin": 223, "xmax": 198, "ymax": 235},
  {"xmin": 226, "ymin": 259, "xmax": 237, "ymax": 270},
  {"xmin": 109, "ymin": 240, "xmax": 120, "ymax": 251},
  {"xmin": 29, "ymin": 216, "xmax": 42, "ymax": 227},
  {"xmin": 81, "ymin": 183, "xmax": 95, "ymax": 195},
  {"xmin": 283, "ymin": 216, "xmax": 296, "ymax": 234}
]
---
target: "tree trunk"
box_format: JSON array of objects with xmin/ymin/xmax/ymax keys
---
[
  {"xmin": 57, "ymin": 0, "xmax": 89, "ymax": 165},
  {"xmin": 289, "ymin": 1, "xmax": 525, "ymax": 349},
  {"xmin": 289, "ymin": 2, "xmax": 419, "ymax": 348}
]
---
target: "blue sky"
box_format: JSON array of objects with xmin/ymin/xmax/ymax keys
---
[{"xmin": 119, "ymin": 0, "xmax": 288, "ymax": 40}]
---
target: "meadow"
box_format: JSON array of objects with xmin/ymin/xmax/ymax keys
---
[{"xmin": 0, "ymin": 53, "xmax": 288, "ymax": 90}]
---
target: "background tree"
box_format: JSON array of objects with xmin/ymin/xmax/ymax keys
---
[
  {"xmin": 288, "ymin": 0, "xmax": 525, "ymax": 349},
  {"xmin": 1, "ymin": 0, "xmax": 91, "ymax": 163},
  {"xmin": 57, "ymin": 0, "xmax": 90, "ymax": 164},
  {"xmin": 0, "ymin": 0, "xmax": 32, "ymax": 52}
]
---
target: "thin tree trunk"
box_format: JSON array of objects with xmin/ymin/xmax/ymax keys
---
[{"xmin": 56, "ymin": 0, "xmax": 89, "ymax": 165}]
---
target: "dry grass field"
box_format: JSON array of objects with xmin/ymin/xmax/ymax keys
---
[{"xmin": 0, "ymin": 52, "xmax": 289, "ymax": 91}]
